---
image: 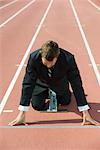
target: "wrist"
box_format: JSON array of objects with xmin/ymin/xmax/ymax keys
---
[
  {"xmin": 83, "ymin": 110, "xmax": 89, "ymax": 112},
  {"xmin": 82, "ymin": 110, "xmax": 92, "ymax": 119},
  {"xmin": 82, "ymin": 110, "xmax": 89, "ymax": 115},
  {"xmin": 19, "ymin": 110, "xmax": 26, "ymax": 115},
  {"xmin": 18, "ymin": 105, "xmax": 29, "ymax": 112}
]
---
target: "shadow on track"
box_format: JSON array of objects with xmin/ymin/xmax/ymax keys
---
[{"xmin": 26, "ymin": 93, "xmax": 100, "ymax": 125}]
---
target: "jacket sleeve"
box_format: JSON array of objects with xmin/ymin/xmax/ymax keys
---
[
  {"xmin": 19, "ymin": 54, "xmax": 37, "ymax": 106},
  {"xmin": 67, "ymin": 55, "xmax": 88, "ymax": 107}
]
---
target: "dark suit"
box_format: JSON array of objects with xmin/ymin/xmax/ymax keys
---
[{"xmin": 20, "ymin": 48, "xmax": 88, "ymax": 109}]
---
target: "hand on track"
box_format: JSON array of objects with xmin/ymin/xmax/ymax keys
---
[
  {"xmin": 82, "ymin": 110, "xmax": 100, "ymax": 126},
  {"xmin": 8, "ymin": 111, "xmax": 27, "ymax": 126}
]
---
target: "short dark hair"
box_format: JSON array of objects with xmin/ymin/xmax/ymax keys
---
[{"xmin": 41, "ymin": 40, "xmax": 60, "ymax": 61}]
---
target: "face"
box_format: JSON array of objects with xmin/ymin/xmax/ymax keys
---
[{"xmin": 42, "ymin": 57, "xmax": 57, "ymax": 68}]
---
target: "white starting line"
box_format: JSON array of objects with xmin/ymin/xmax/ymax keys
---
[{"xmin": 0, "ymin": 125, "xmax": 100, "ymax": 128}]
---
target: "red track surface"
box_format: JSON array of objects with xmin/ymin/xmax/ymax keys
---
[{"xmin": 0, "ymin": 0, "xmax": 100, "ymax": 149}]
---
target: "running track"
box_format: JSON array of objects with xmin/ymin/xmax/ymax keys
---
[{"xmin": 0, "ymin": 0, "xmax": 100, "ymax": 149}]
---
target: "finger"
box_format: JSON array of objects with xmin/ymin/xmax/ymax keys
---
[
  {"xmin": 19, "ymin": 121, "xmax": 27, "ymax": 126},
  {"xmin": 81, "ymin": 116, "xmax": 86, "ymax": 126},
  {"xmin": 24, "ymin": 122, "xmax": 28, "ymax": 126},
  {"xmin": 11, "ymin": 120, "xmax": 19, "ymax": 126},
  {"xmin": 82, "ymin": 118, "xmax": 100, "ymax": 126},
  {"xmin": 12, "ymin": 120, "xmax": 26, "ymax": 126},
  {"xmin": 8, "ymin": 120, "xmax": 16, "ymax": 126},
  {"xmin": 8, "ymin": 120, "xmax": 22, "ymax": 126},
  {"xmin": 89, "ymin": 120, "xmax": 100, "ymax": 126},
  {"xmin": 81, "ymin": 117, "xmax": 92, "ymax": 126}
]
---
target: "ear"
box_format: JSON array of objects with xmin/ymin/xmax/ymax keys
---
[{"xmin": 57, "ymin": 49, "xmax": 60, "ymax": 57}]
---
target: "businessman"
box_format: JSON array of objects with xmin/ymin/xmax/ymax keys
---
[{"xmin": 9, "ymin": 40, "xmax": 99, "ymax": 126}]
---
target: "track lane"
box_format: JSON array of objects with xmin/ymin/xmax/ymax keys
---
[
  {"xmin": 0, "ymin": 0, "xmax": 36, "ymax": 27},
  {"xmin": 68, "ymin": 0, "xmax": 100, "ymax": 107},
  {"xmin": 0, "ymin": 0, "xmax": 51, "ymax": 103},
  {"xmin": 89, "ymin": 0, "xmax": 100, "ymax": 7},
  {"xmin": 74, "ymin": 0, "xmax": 100, "ymax": 66},
  {"xmin": 0, "ymin": 0, "xmax": 18, "ymax": 10},
  {"xmin": 71, "ymin": 0, "xmax": 100, "ymax": 99},
  {"xmin": 69, "ymin": 0, "xmax": 100, "ymax": 86},
  {"xmin": 0, "ymin": 0, "xmax": 14, "ymax": 7}
]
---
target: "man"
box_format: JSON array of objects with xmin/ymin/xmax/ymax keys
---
[{"xmin": 9, "ymin": 40, "xmax": 99, "ymax": 126}]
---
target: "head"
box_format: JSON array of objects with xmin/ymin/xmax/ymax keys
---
[{"xmin": 41, "ymin": 40, "xmax": 60, "ymax": 68}]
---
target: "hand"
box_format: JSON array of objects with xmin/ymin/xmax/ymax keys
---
[
  {"xmin": 82, "ymin": 110, "xmax": 100, "ymax": 126},
  {"xmin": 8, "ymin": 111, "xmax": 27, "ymax": 126}
]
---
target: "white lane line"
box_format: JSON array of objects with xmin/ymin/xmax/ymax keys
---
[
  {"xmin": 69, "ymin": 0, "xmax": 100, "ymax": 86},
  {"xmin": 0, "ymin": 0, "xmax": 54, "ymax": 114},
  {"xmin": 0, "ymin": 0, "xmax": 36, "ymax": 28},
  {"xmin": 89, "ymin": 63, "xmax": 100, "ymax": 67},
  {"xmin": 3, "ymin": 110, "xmax": 13, "ymax": 112},
  {"xmin": 88, "ymin": 0, "xmax": 100, "ymax": 11},
  {"xmin": 0, "ymin": 0, "xmax": 18, "ymax": 10},
  {"xmin": 16, "ymin": 64, "xmax": 27, "ymax": 67}
]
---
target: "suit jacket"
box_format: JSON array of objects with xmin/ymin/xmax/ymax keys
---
[{"xmin": 20, "ymin": 48, "xmax": 87, "ymax": 106}]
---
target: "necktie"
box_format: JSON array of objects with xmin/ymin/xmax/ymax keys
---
[{"xmin": 48, "ymin": 68, "xmax": 52, "ymax": 77}]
